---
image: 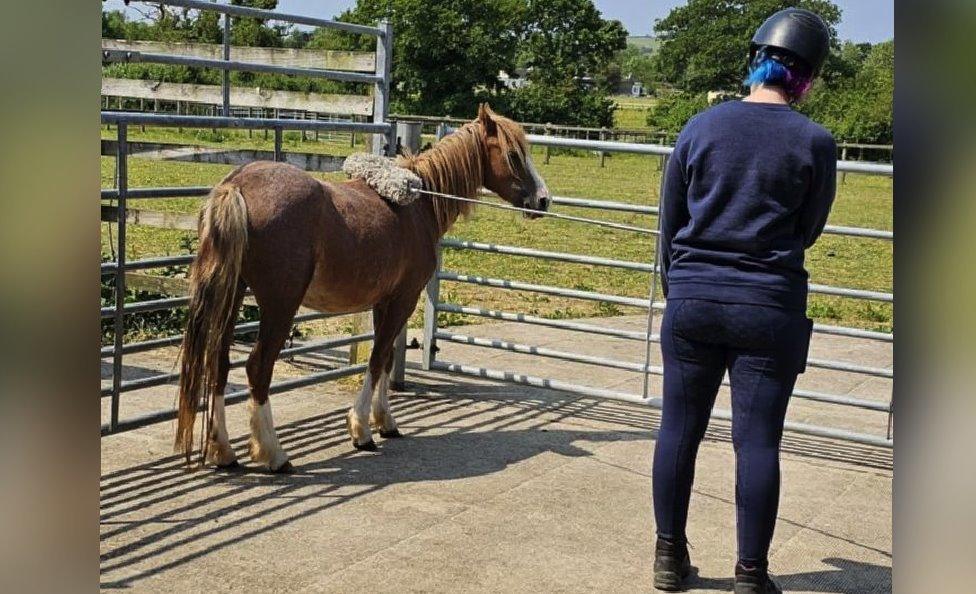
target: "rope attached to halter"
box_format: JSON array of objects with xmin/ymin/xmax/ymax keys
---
[{"xmin": 410, "ymin": 188, "xmax": 657, "ymax": 235}]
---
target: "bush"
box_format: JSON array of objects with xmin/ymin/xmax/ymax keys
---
[
  {"xmin": 503, "ymin": 81, "xmax": 616, "ymax": 127},
  {"xmin": 645, "ymin": 92, "xmax": 709, "ymax": 134}
]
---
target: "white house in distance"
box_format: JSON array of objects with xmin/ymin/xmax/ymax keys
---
[
  {"xmin": 497, "ymin": 69, "xmax": 529, "ymax": 89},
  {"xmin": 497, "ymin": 69, "xmax": 644, "ymax": 96}
]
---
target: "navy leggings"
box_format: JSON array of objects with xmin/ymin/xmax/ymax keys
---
[{"xmin": 652, "ymin": 298, "xmax": 813, "ymax": 565}]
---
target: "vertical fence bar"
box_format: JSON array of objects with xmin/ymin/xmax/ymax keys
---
[
  {"xmin": 274, "ymin": 127, "xmax": 283, "ymax": 162},
  {"xmin": 222, "ymin": 12, "xmax": 231, "ymax": 117},
  {"xmin": 422, "ymin": 247, "xmax": 442, "ymax": 370},
  {"xmin": 642, "ymin": 154, "xmax": 667, "ymax": 400},
  {"xmin": 372, "ymin": 20, "xmax": 393, "ymax": 156},
  {"xmin": 887, "ymin": 392, "xmax": 894, "ymax": 440},
  {"xmin": 111, "ymin": 123, "xmax": 129, "ymax": 433}
]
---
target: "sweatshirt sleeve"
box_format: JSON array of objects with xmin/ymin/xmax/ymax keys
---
[
  {"xmin": 659, "ymin": 138, "xmax": 691, "ymax": 298},
  {"xmin": 799, "ymin": 128, "xmax": 838, "ymax": 249}
]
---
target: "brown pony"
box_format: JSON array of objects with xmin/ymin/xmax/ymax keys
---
[{"xmin": 175, "ymin": 104, "xmax": 550, "ymax": 472}]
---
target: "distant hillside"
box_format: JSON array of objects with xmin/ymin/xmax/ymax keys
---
[{"xmin": 627, "ymin": 36, "xmax": 660, "ymax": 54}]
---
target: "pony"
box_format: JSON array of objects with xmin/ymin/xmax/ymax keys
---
[{"xmin": 175, "ymin": 104, "xmax": 550, "ymax": 472}]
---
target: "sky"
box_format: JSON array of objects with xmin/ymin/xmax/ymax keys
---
[{"xmin": 103, "ymin": 0, "xmax": 894, "ymax": 43}]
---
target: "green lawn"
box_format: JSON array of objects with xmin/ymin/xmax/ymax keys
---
[
  {"xmin": 101, "ymin": 126, "xmax": 892, "ymax": 336},
  {"xmin": 612, "ymin": 95, "xmax": 656, "ymax": 130}
]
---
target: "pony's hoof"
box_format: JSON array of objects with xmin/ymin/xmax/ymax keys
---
[
  {"xmin": 270, "ymin": 460, "xmax": 295, "ymax": 474},
  {"xmin": 353, "ymin": 440, "xmax": 378, "ymax": 452},
  {"xmin": 215, "ymin": 459, "xmax": 242, "ymax": 472},
  {"xmin": 379, "ymin": 428, "xmax": 403, "ymax": 439}
]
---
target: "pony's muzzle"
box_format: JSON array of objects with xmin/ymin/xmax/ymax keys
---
[{"xmin": 523, "ymin": 189, "xmax": 550, "ymax": 219}]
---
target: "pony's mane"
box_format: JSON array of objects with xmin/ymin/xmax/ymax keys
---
[{"xmin": 398, "ymin": 109, "xmax": 528, "ymax": 233}]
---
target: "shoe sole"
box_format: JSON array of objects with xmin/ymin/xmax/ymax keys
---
[
  {"xmin": 734, "ymin": 581, "xmax": 781, "ymax": 594},
  {"xmin": 654, "ymin": 570, "xmax": 685, "ymax": 591}
]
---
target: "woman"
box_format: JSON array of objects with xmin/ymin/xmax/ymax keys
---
[{"xmin": 651, "ymin": 9, "xmax": 836, "ymax": 594}]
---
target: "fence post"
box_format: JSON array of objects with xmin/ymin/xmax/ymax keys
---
[
  {"xmin": 111, "ymin": 122, "xmax": 129, "ymax": 433},
  {"xmin": 348, "ymin": 312, "xmax": 373, "ymax": 366},
  {"xmin": 372, "ymin": 21, "xmax": 393, "ymax": 156},
  {"xmin": 423, "ymin": 112, "xmax": 447, "ymax": 370},
  {"xmin": 544, "ymin": 123, "xmax": 552, "ymax": 164},
  {"xmin": 658, "ymin": 132, "xmax": 666, "ymax": 170},
  {"xmin": 642, "ymin": 154, "xmax": 667, "ymax": 400},
  {"xmin": 840, "ymin": 146, "xmax": 849, "ymax": 185},
  {"xmin": 221, "ymin": 13, "xmax": 231, "ymax": 117},
  {"xmin": 274, "ymin": 127, "xmax": 283, "ymax": 162},
  {"xmin": 599, "ymin": 127, "xmax": 607, "ymax": 168},
  {"xmin": 422, "ymin": 247, "xmax": 442, "ymax": 371},
  {"xmin": 391, "ymin": 326, "xmax": 408, "ymax": 390}
]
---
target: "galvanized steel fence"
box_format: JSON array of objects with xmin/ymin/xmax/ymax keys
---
[
  {"xmin": 422, "ymin": 132, "xmax": 894, "ymax": 449},
  {"xmin": 100, "ymin": 3, "xmax": 893, "ymax": 449},
  {"xmin": 100, "ymin": 1, "xmax": 396, "ymax": 435}
]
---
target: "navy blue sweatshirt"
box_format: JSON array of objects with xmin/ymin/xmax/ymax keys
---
[{"xmin": 660, "ymin": 100, "xmax": 837, "ymax": 311}]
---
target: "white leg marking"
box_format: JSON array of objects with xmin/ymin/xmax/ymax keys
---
[
  {"xmin": 206, "ymin": 393, "xmax": 237, "ymax": 466},
  {"xmin": 371, "ymin": 371, "xmax": 399, "ymax": 434},
  {"xmin": 347, "ymin": 374, "xmax": 375, "ymax": 446},
  {"xmin": 248, "ymin": 399, "xmax": 288, "ymax": 470}
]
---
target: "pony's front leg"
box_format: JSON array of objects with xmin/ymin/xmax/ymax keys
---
[
  {"xmin": 370, "ymin": 361, "xmax": 401, "ymax": 438},
  {"xmin": 347, "ymin": 371, "xmax": 378, "ymax": 450}
]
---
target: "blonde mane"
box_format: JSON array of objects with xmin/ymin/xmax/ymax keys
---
[{"xmin": 398, "ymin": 107, "xmax": 529, "ymax": 234}]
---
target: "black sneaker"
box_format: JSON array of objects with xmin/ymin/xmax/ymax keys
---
[
  {"xmin": 653, "ymin": 537, "xmax": 691, "ymax": 591},
  {"xmin": 734, "ymin": 562, "xmax": 782, "ymax": 594}
]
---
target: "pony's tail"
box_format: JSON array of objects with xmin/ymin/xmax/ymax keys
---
[{"xmin": 175, "ymin": 182, "xmax": 248, "ymax": 464}]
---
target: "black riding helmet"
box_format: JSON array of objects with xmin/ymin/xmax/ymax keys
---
[{"xmin": 750, "ymin": 8, "xmax": 830, "ymax": 76}]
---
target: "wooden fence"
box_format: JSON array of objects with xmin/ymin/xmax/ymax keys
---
[{"xmin": 101, "ymin": 39, "xmax": 375, "ymax": 117}]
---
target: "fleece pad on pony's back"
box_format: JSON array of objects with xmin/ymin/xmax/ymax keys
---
[{"xmin": 341, "ymin": 153, "xmax": 422, "ymax": 205}]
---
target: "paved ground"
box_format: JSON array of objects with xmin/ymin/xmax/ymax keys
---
[{"xmin": 100, "ymin": 315, "xmax": 892, "ymax": 593}]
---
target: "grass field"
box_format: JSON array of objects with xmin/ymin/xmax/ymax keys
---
[
  {"xmin": 612, "ymin": 95, "xmax": 656, "ymax": 130},
  {"xmin": 101, "ymin": 125, "xmax": 892, "ymax": 340}
]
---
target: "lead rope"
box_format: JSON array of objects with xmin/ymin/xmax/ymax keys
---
[{"xmin": 410, "ymin": 188, "xmax": 657, "ymax": 235}]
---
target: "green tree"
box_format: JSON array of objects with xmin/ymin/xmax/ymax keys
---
[
  {"xmin": 606, "ymin": 45, "xmax": 659, "ymax": 93},
  {"xmin": 329, "ymin": 0, "xmax": 526, "ymax": 115},
  {"xmin": 653, "ymin": 0, "xmax": 842, "ymax": 94},
  {"xmin": 229, "ymin": 0, "xmax": 285, "ymax": 48},
  {"xmin": 645, "ymin": 91, "xmax": 709, "ymax": 133},
  {"xmin": 800, "ymin": 40, "xmax": 893, "ymax": 143},
  {"xmin": 505, "ymin": 80, "xmax": 617, "ymax": 127},
  {"xmin": 507, "ymin": 0, "xmax": 626, "ymax": 126},
  {"xmin": 518, "ymin": 0, "xmax": 627, "ymax": 85}
]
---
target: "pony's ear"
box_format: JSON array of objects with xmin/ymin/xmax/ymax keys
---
[{"xmin": 477, "ymin": 103, "xmax": 496, "ymax": 133}]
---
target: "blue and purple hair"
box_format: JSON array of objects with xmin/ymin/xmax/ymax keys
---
[{"xmin": 744, "ymin": 48, "xmax": 814, "ymax": 102}]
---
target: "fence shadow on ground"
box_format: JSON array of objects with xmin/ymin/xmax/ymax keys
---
[
  {"xmin": 691, "ymin": 557, "xmax": 892, "ymax": 593},
  {"xmin": 99, "ymin": 387, "xmax": 645, "ymax": 589},
  {"xmin": 100, "ymin": 372, "xmax": 890, "ymax": 590},
  {"xmin": 405, "ymin": 373, "xmax": 893, "ymax": 472}
]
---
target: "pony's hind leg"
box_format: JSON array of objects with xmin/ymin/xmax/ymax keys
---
[{"xmin": 205, "ymin": 286, "xmax": 245, "ymax": 469}]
